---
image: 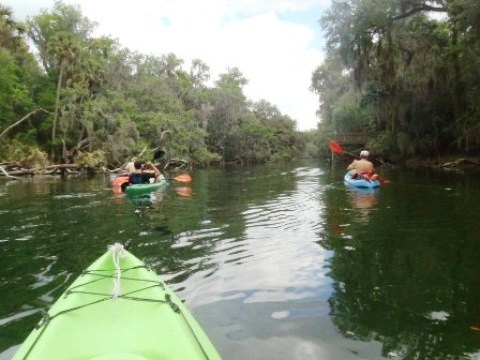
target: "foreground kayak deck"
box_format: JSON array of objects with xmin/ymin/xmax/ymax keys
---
[
  {"xmin": 344, "ymin": 172, "xmax": 380, "ymax": 189},
  {"xmin": 13, "ymin": 246, "xmax": 221, "ymax": 360}
]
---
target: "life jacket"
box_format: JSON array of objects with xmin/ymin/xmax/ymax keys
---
[
  {"xmin": 352, "ymin": 171, "xmax": 378, "ymax": 181},
  {"xmin": 112, "ymin": 175, "xmax": 129, "ymax": 194}
]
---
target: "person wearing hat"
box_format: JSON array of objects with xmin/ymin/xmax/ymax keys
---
[{"xmin": 347, "ymin": 150, "xmax": 378, "ymax": 181}]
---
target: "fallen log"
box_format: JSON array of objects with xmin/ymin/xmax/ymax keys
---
[
  {"xmin": 43, "ymin": 164, "xmax": 80, "ymax": 170},
  {"xmin": 3, "ymin": 168, "xmax": 34, "ymax": 176},
  {"xmin": 441, "ymin": 158, "xmax": 480, "ymax": 168},
  {"xmin": 0, "ymin": 165, "xmax": 20, "ymax": 180},
  {"xmin": 0, "ymin": 163, "xmax": 84, "ymax": 177}
]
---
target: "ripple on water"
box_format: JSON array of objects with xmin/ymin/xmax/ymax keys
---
[
  {"xmin": 0, "ymin": 309, "xmax": 41, "ymax": 327},
  {"xmin": 66, "ymin": 201, "xmax": 101, "ymax": 210},
  {"xmin": 15, "ymin": 235, "xmax": 33, "ymax": 241},
  {"xmin": 30, "ymin": 256, "xmax": 58, "ymax": 290},
  {"xmin": 53, "ymin": 193, "xmax": 96, "ymax": 199},
  {"xmin": 171, "ymin": 228, "xmax": 225, "ymax": 249},
  {"xmin": 9, "ymin": 222, "xmax": 47, "ymax": 231}
]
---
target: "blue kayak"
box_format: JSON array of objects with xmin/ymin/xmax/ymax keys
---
[{"xmin": 344, "ymin": 172, "xmax": 380, "ymax": 189}]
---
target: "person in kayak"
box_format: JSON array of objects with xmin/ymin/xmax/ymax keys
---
[
  {"xmin": 347, "ymin": 150, "xmax": 378, "ymax": 181},
  {"xmin": 129, "ymin": 161, "xmax": 161, "ymax": 184},
  {"xmin": 124, "ymin": 157, "xmax": 137, "ymax": 174}
]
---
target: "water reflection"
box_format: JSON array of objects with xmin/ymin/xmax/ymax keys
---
[
  {"xmin": 323, "ymin": 168, "xmax": 480, "ymax": 359},
  {"xmin": 1, "ymin": 166, "xmax": 480, "ymax": 360},
  {"xmin": 346, "ymin": 187, "xmax": 379, "ymax": 222},
  {"xmin": 175, "ymin": 186, "xmax": 192, "ymax": 198}
]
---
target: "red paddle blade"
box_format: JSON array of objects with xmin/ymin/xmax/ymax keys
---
[
  {"xmin": 174, "ymin": 174, "xmax": 192, "ymax": 183},
  {"xmin": 328, "ymin": 140, "xmax": 345, "ymax": 154},
  {"xmin": 379, "ymin": 176, "xmax": 390, "ymax": 184}
]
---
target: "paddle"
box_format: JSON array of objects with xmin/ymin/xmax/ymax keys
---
[
  {"xmin": 328, "ymin": 140, "xmax": 357, "ymax": 158},
  {"xmin": 113, "ymin": 174, "xmax": 192, "ymax": 186},
  {"xmin": 328, "ymin": 140, "xmax": 389, "ymax": 184}
]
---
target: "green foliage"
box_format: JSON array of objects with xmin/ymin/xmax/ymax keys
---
[
  {"xmin": 238, "ymin": 121, "xmax": 272, "ymax": 162},
  {"xmin": 315, "ymin": 0, "xmax": 480, "ymax": 159},
  {"xmin": 304, "ymin": 142, "xmax": 320, "ymax": 159},
  {"xmin": 270, "ymin": 150, "xmax": 293, "ymax": 162},
  {"xmin": 23, "ymin": 147, "xmax": 48, "ymax": 168},
  {"xmin": 0, "ymin": 49, "xmax": 20, "ymax": 126},
  {"xmin": 301, "ymin": 129, "xmax": 321, "ymax": 158},
  {"xmin": 74, "ymin": 150, "xmax": 106, "ymax": 167},
  {"xmin": 0, "ymin": 139, "xmax": 47, "ymax": 166},
  {"xmin": 332, "ymin": 92, "xmax": 372, "ymax": 133},
  {"xmin": 0, "ymin": 3, "xmax": 307, "ymax": 167},
  {"xmin": 0, "ymin": 49, "xmax": 32, "ymax": 130},
  {"xmin": 191, "ymin": 147, "xmax": 222, "ymax": 165}
]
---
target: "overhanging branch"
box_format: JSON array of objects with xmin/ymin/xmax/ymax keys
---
[
  {"xmin": 0, "ymin": 108, "xmax": 52, "ymax": 139},
  {"xmin": 394, "ymin": 5, "xmax": 447, "ymax": 21}
]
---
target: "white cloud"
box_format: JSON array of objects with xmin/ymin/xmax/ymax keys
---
[{"xmin": 4, "ymin": 0, "xmax": 328, "ymax": 130}]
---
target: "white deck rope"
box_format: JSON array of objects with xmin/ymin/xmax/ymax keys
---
[{"xmin": 108, "ymin": 243, "xmax": 125, "ymax": 300}]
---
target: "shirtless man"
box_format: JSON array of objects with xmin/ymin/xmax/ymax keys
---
[
  {"xmin": 124, "ymin": 157, "xmax": 137, "ymax": 174},
  {"xmin": 347, "ymin": 150, "xmax": 378, "ymax": 180}
]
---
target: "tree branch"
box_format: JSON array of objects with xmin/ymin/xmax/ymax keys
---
[
  {"xmin": 0, "ymin": 165, "xmax": 20, "ymax": 180},
  {"xmin": 137, "ymin": 146, "xmax": 148, "ymax": 158},
  {"xmin": 159, "ymin": 130, "xmax": 171, "ymax": 141},
  {"xmin": 0, "ymin": 108, "xmax": 51, "ymax": 139},
  {"xmin": 394, "ymin": 5, "xmax": 447, "ymax": 21}
]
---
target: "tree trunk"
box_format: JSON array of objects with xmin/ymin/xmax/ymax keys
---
[{"xmin": 52, "ymin": 60, "xmax": 65, "ymax": 158}]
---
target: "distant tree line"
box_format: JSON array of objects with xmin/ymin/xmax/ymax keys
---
[
  {"xmin": 0, "ymin": 1, "xmax": 319, "ymax": 169},
  {"xmin": 312, "ymin": 0, "xmax": 480, "ymax": 161}
]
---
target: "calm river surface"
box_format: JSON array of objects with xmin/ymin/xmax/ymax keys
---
[{"xmin": 1, "ymin": 162, "xmax": 480, "ymax": 359}]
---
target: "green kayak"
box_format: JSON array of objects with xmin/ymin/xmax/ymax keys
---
[
  {"xmin": 13, "ymin": 244, "xmax": 221, "ymax": 360},
  {"xmin": 125, "ymin": 179, "xmax": 168, "ymax": 197}
]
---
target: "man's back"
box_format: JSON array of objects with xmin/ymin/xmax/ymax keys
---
[{"xmin": 349, "ymin": 159, "xmax": 374, "ymax": 173}]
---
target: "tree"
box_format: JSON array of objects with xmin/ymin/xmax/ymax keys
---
[
  {"xmin": 0, "ymin": 3, "xmax": 308, "ymax": 166},
  {"xmin": 316, "ymin": 0, "xmax": 480, "ymax": 157},
  {"xmin": 28, "ymin": 1, "xmax": 97, "ymax": 159},
  {"xmin": 190, "ymin": 59, "xmax": 210, "ymax": 89},
  {"xmin": 0, "ymin": 49, "xmax": 31, "ymax": 131},
  {"xmin": 207, "ymin": 67, "xmax": 248, "ymax": 161}
]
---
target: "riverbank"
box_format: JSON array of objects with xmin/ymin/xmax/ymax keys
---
[
  {"xmin": 0, "ymin": 158, "xmax": 191, "ymax": 180},
  {"xmin": 403, "ymin": 156, "xmax": 480, "ymax": 169},
  {"xmin": 2, "ymin": 155, "xmax": 480, "ymax": 181}
]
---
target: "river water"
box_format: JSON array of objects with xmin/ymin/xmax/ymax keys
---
[{"xmin": 0, "ymin": 162, "xmax": 479, "ymax": 359}]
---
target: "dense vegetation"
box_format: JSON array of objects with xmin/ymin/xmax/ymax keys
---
[
  {"xmin": 312, "ymin": 0, "xmax": 480, "ymax": 161},
  {"xmin": 0, "ymin": 1, "xmax": 317, "ymax": 169}
]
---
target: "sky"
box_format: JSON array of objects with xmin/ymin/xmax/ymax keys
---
[{"xmin": 3, "ymin": 0, "xmax": 331, "ymax": 131}]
